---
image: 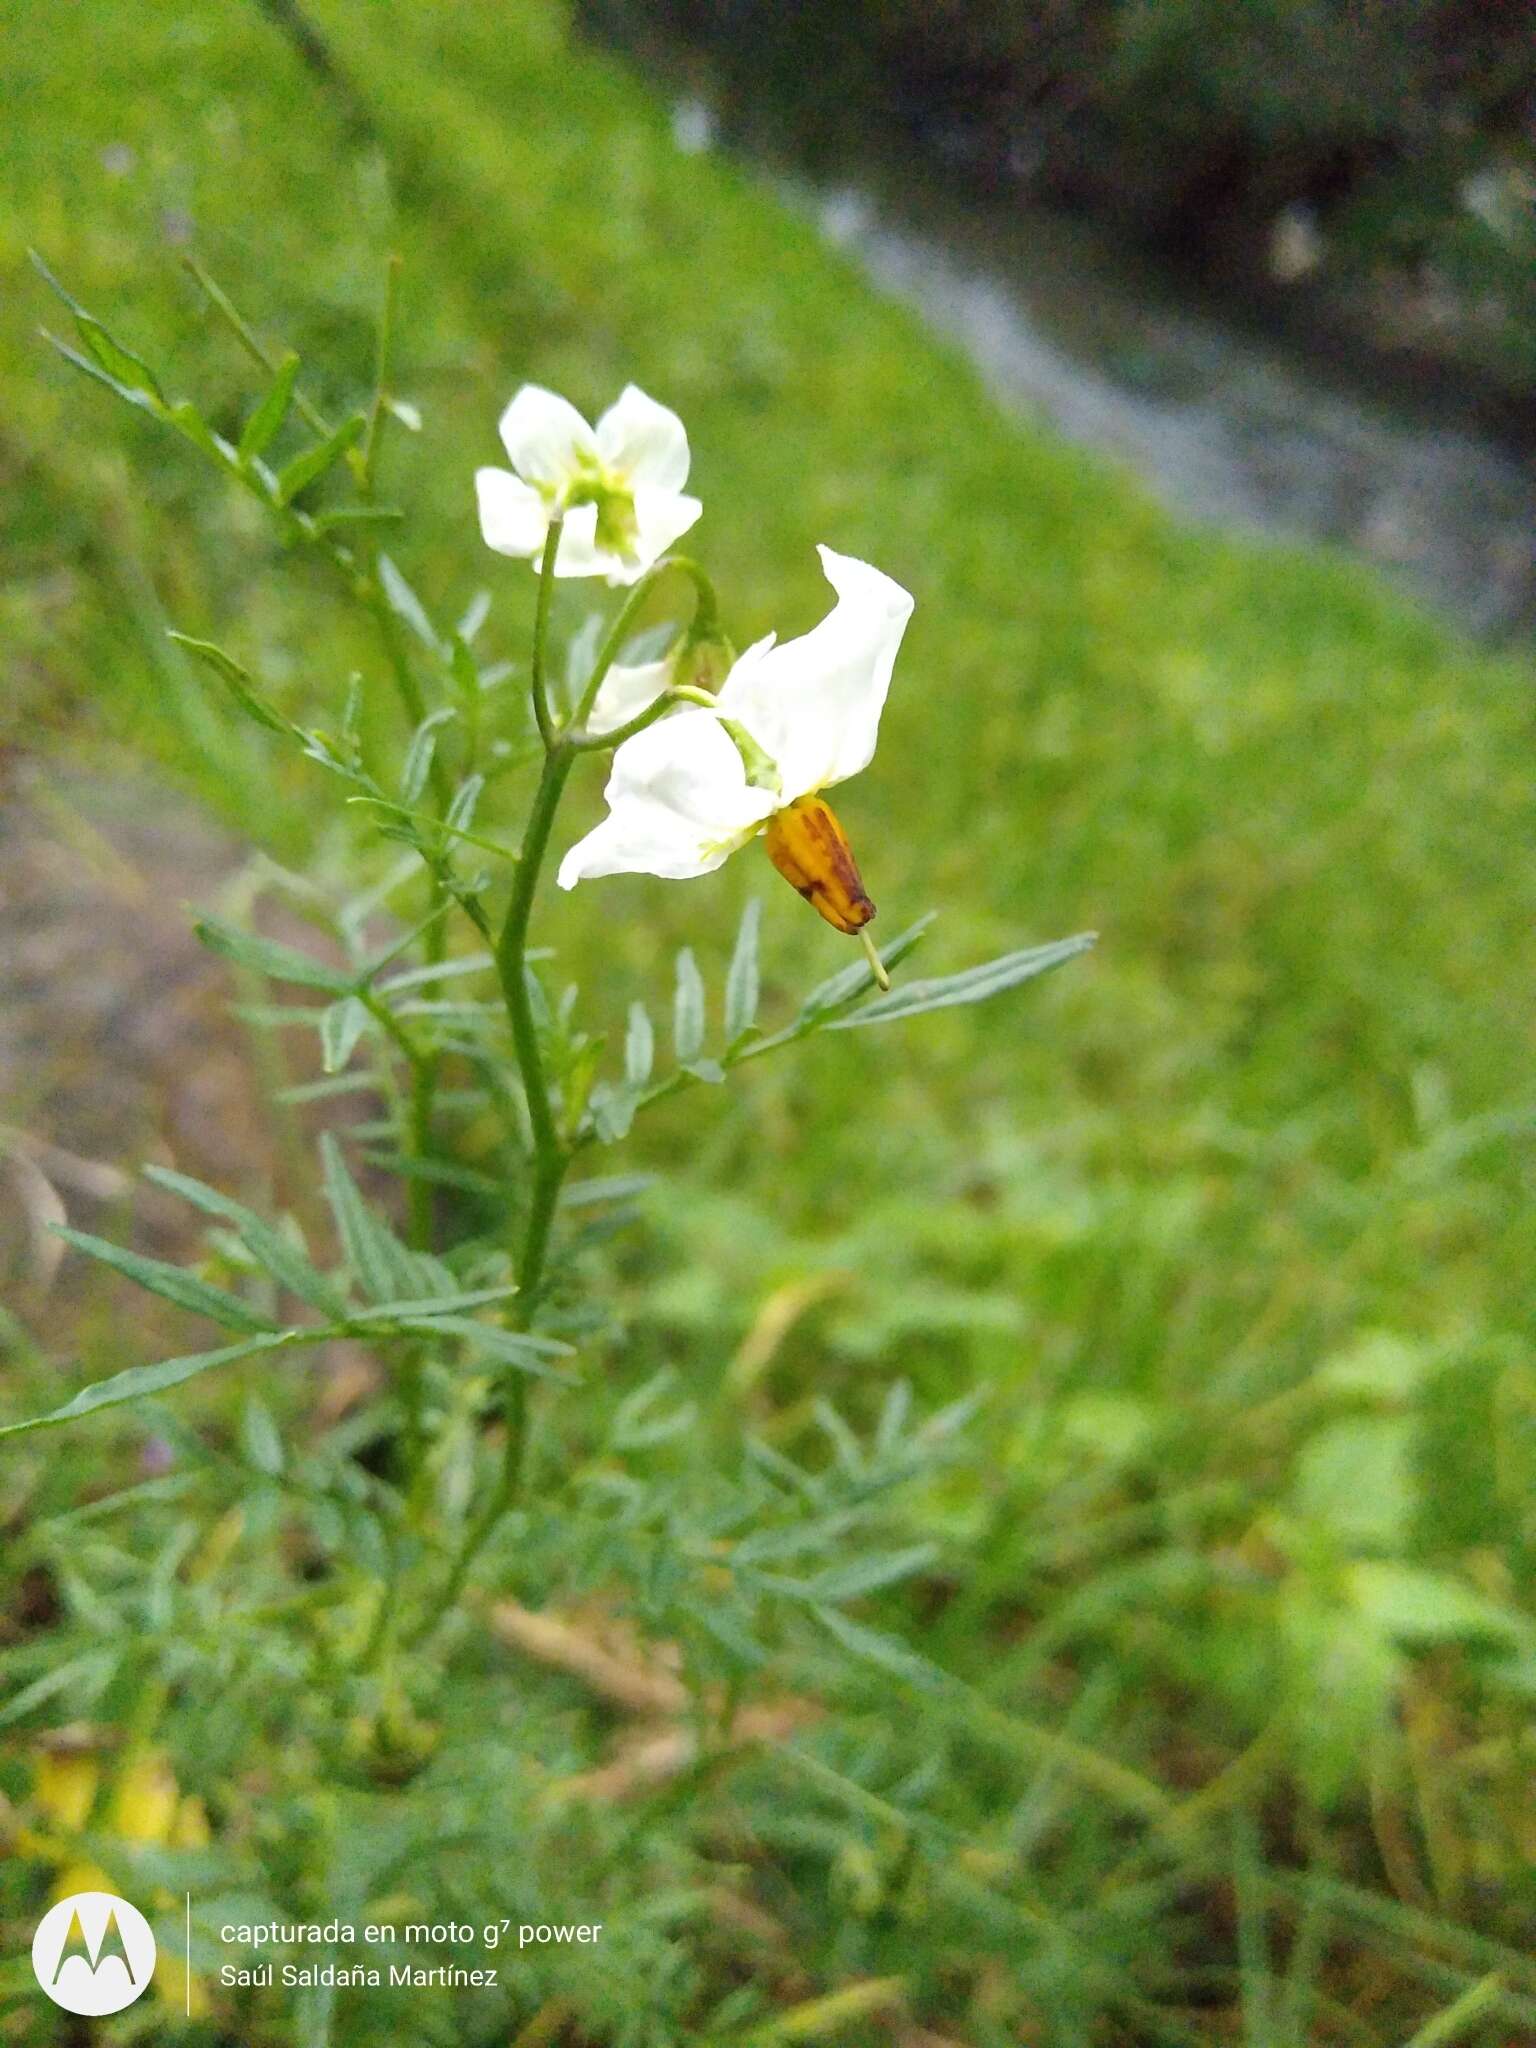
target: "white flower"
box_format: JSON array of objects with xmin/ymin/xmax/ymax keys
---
[
  {"xmin": 557, "ymin": 547, "xmax": 913, "ymax": 928},
  {"xmin": 475, "ymin": 383, "xmax": 702, "ymax": 586}
]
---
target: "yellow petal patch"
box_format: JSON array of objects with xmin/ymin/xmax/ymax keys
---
[
  {"xmin": 172, "ymin": 1793, "xmax": 212, "ymax": 1849},
  {"xmin": 53, "ymin": 1860, "xmax": 114, "ymax": 1902},
  {"xmin": 155, "ymin": 1950, "xmax": 213, "ymax": 2018},
  {"xmin": 33, "ymin": 1752, "xmax": 100, "ymax": 1832},
  {"xmin": 111, "ymin": 1752, "xmax": 179, "ymax": 1844}
]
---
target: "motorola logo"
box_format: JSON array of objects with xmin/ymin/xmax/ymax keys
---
[{"xmin": 31, "ymin": 1890, "xmax": 157, "ymax": 2016}]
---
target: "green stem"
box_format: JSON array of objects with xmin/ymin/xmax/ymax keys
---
[
  {"xmin": 568, "ymin": 681, "xmax": 716, "ymax": 754},
  {"xmin": 364, "ymin": 582, "xmax": 453, "ymax": 1251},
  {"xmin": 530, "ymin": 516, "xmax": 564, "ymax": 749},
  {"xmin": 368, "ymin": 584, "xmax": 425, "ymax": 741},
  {"xmin": 420, "ymin": 738, "xmax": 576, "ymax": 1623},
  {"xmin": 405, "ymin": 1064, "xmax": 436, "ymax": 1254},
  {"xmin": 182, "ymin": 255, "xmax": 331, "ymax": 438},
  {"xmin": 572, "ymin": 555, "xmax": 719, "ymax": 729},
  {"xmin": 407, "ymin": 904, "xmax": 451, "ymax": 1251},
  {"xmin": 359, "ymin": 989, "xmax": 434, "ymax": 1252},
  {"xmin": 360, "ymin": 252, "xmax": 402, "ymax": 494},
  {"xmin": 494, "ymin": 749, "xmax": 573, "ymax": 1172},
  {"xmin": 419, "ymin": 552, "xmax": 711, "ymax": 1630}
]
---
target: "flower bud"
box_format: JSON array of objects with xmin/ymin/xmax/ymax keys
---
[{"xmin": 674, "ymin": 629, "xmax": 734, "ymax": 697}]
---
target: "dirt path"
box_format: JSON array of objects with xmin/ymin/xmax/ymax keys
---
[{"xmin": 0, "ymin": 759, "xmax": 271, "ymax": 1306}]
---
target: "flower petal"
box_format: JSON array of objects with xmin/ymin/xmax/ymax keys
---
[
  {"xmin": 596, "ymin": 385, "xmax": 691, "ymax": 490},
  {"xmin": 498, "ymin": 385, "xmax": 598, "ymax": 490},
  {"xmin": 717, "ymin": 545, "xmax": 913, "ymax": 799},
  {"xmin": 585, "ymin": 656, "xmax": 673, "ymax": 736},
  {"xmin": 475, "ymin": 467, "xmax": 549, "ymax": 559},
  {"xmin": 557, "ymin": 710, "xmax": 776, "ymax": 886},
  {"xmin": 550, "ymin": 502, "xmax": 612, "ymax": 579},
  {"xmin": 609, "ymin": 484, "xmax": 702, "ymax": 585}
]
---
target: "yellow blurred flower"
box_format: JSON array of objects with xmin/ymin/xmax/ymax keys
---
[{"xmin": 32, "ymin": 1750, "xmax": 99, "ymax": 1834}]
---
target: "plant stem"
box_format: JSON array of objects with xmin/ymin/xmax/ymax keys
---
[
  {"xmin": 354, "ymin": 987, "xmax": 432, "ymax": 1254},
  {"xmin": 426, "ymin": 739, "xmax": 576, "ymax": 1623},
  {"xmin": 404, "ymin": 1065, "xmax": 436, "ymax": 1257},
  {"xmin": 529, "ymin": 516, "xmax": 564, "ymax": 749},
  {"xmin": 495, "ymin": 518, "xmax": 578, "ymax": 1291},
  {"xmin": 572, "ymin": 555, "xmax": 719, "ymax": 729},
  {"xmin": 360, "ymin": 252, "xmax": 402, "ymax": 494},
  {"xmin": 496, "ymin": 754, "xmax": 572, "ymax": 1169},
  {"xmin": 567, "ymin": 681, "xmax": 718, "ymax": 753},
  {"xmin": 364, "ymin": 582, "xmax": 454, "ymax": 1250},
  {"xmin": 422, "ymin": 532, "xmax": 698, "ymax": 1627},
  {"xmin": 182, "ymin": 255, "xmax": 331, "ymax": 438}
]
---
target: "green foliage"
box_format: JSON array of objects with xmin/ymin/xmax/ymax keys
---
[{"xmin": 826, "ymin": 933, "xmax": 1096, "ymax": 1028}]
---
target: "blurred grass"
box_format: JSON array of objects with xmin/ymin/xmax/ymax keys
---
[{"xmin": 3, "ymin": 0, "xmax": 1535, "ymax": 2038}]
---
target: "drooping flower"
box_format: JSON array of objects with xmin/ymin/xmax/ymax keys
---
[
  {"xmin": 557, "ymin": 547, "xmax": 913, "ymax": 940},
  {"xmin": 476, "ymin": 383, "xmax": 701, "ymax": 585}
]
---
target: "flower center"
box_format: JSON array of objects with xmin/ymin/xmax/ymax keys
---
[{"xmin": 561, "ymin": 462, "xmax": 639, "ymax": 560}]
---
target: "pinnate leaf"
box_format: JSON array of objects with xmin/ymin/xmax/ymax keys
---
[
  {"xmin": 829, "ymin": 933, "xmax": 1096, "ymax": 1029},
  {"xmin": 52, "ymin": 1226, "xmax": 277, "ymax": 1335}
]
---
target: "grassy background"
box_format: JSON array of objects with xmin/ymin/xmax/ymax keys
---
[{"xmin": 3, "ymin": 0, "xmax": 1534, "ymax": 2041}]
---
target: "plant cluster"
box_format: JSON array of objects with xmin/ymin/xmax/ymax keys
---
[{"xmin": 2, "ymin": 261, "xmax": 1102, "ymax": 2045}]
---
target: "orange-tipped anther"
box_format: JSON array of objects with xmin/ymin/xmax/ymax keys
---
[{"xmin": 763, "ymin": 795, "xmax": 875, "ymax": 935}]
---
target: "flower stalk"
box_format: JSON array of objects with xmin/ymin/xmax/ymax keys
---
[
  {"xmin": 428, "ymin": 734, "xmax": 575, "ymax": 1623},
  {"xmin": 446, "ymin": 535, "xmax": 724, "ymax": 1610},
  {"xmin": 571, "ymin": 555, "xmax": 720, "ymax": 732},
  {"xmin": 529, "ymin": 513, "xmax": 565, "ymax": 751}
]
